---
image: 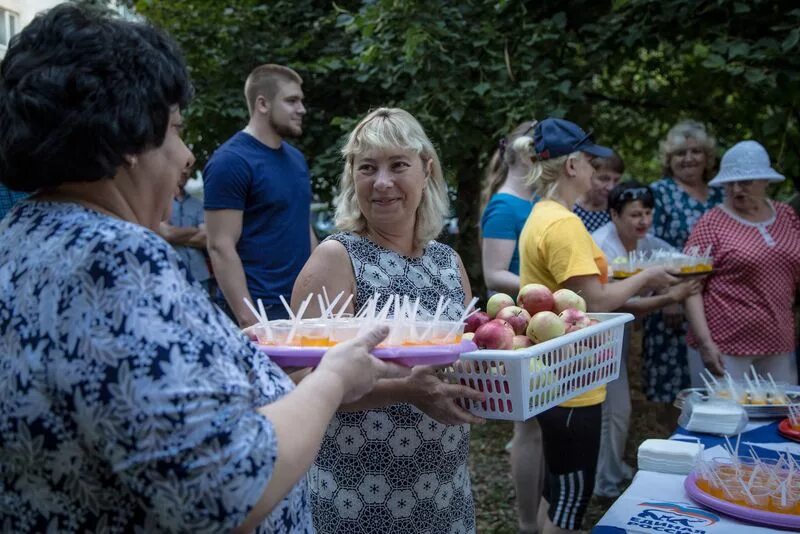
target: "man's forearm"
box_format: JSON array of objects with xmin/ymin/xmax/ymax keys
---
[
  {"xmin": 161, "ymin": 224, "xmax": 206, "ymax": 248},
  {"xmin": 208, "ymin": 245, "xmax": 253, "ymax": 325}
]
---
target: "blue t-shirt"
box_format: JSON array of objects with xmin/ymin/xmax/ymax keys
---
[
  {"xmin": 204, "ymin": 131, "xmax": 311, "ymax": 305},
  {"xmin": 480, "ymin": 192, "xmax": 534, "ymax": 275}
]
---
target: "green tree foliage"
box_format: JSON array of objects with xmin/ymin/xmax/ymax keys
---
[{"xmin": 135, "ymin": 0, "xmax": 800, "ymax": 297}]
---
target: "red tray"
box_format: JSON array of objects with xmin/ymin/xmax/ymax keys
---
[
  {"xmin": 258, "ymin": 339, "xmax": 477, "ymax": 368},
  {"xmin": 778, "ymin": 418, "xmax": 800, "ymax": 442},
  {"xmin": 684, "ymin": 472, "xmax": 800, "ymax": 530}
]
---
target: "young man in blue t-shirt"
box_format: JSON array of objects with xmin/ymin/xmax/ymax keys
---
[{"xmin": 204, "ymin": 64, "xmax": 318, "ymax": 326}]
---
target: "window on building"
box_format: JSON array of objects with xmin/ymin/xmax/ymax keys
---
[{"xmin": 1, "ymin": 8, "xmax": 20, "ymax": 47}]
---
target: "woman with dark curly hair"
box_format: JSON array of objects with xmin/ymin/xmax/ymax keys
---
[{"xmin": 0, "ymin": 5, "xmax": 405, "ymax": 533}]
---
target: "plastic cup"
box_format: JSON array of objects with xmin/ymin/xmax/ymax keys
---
[
  {"xmin": 269, "ymin": 320, "xmax": 298, "ymax": 346},
  {"xmin": 712, "ymin": 457, "xmax": 739, "ymax": 481},
  {"xmin": 745, "ymin": 484, "xmax": 772, "ymax": 510},
  {"xmin": 329, "ymin": 320, "xmax": 362, "ymax": 344},
  {"xmin": 769, "ymin": 493, "xmax": 798, "ymax": 514},
  {"xmin": 431, "ymin": 320, "xmax": 464, "ymax": 345},
  {"xmin": 253, "ymin": 323, "xmax": 272, "ymax": 345},
  {"xmin": 298, "ymin": 321, "xmax": 330, "ymax": 347}
]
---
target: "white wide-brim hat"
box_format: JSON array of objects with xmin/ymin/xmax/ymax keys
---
[{"xmin": 709, "ymin": 140, "xmax": 785, "ymax": 186}]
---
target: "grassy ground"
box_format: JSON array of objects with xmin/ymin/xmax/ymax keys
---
[{"xmin": 468, "ymin": 328, "xmax": 682, "ymax": 532}]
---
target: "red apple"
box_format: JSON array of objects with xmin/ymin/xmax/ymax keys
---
[
  {"xmin": 559, "ymin": 308, "xmax": 590, "ymax": 331},
  {"xmin": 486, "ymin": 293, "xmax": 515, "ymax": 319},
  {"xmin": 496, "ymin": 306, "xmax": 531, "ymax": 335},
  {"xmin": 464, "ymin": 311, "xmax": 491, "ymax": 333},
  {"xmin": 552, "ymin": 288, "xmax": 586, "ymax": 313},
  {"xmin": 474, "ymin": 319, "xmax": 515, "ymax": 350},
  {"xmin": 512, "ymin": 335, "xmax": 533, "ymax": 350},
  {"xmin": 526, "ymin": 311, "xmax": 566, "ymax": 343},
  {"xmin": 517, "ymin": 283, "xmax": 555, "ymax": 316}
]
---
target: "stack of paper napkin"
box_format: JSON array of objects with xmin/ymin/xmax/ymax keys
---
[
  {"xmin": 683, "ymin": 400, "xmax": 747, "ymax": 436},
  {"xmin": 637, "ymin": 439, "xmax": 703, "ymax": 475}
]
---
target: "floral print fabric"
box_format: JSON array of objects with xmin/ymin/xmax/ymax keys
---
[
  {"xmin": 309, "ymin": 232, "xmax": 475, "ymax": 534},
  {"xmin": 643, "ymin": 178, "xmax": 723, "ymax": 401},
  {"xmin": 0, "ymin": 201, "xmax": 309, "ymax": 533}
]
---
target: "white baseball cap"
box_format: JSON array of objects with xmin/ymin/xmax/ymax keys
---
[{"xmin": 708, "ymin": 140, "xmax": 784, "ymax": 186}]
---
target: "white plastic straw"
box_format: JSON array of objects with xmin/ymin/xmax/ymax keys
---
[
  {"xmin": 700, "ymin": 373, "xmax": 715, "ymax": 395},
  {"xmin": 750, "ymin": 365, "xmax": 761, "ymax": 391},
  {"xmin": 335, "ymin": 294, "xmax": 354, "ymax": 319},
  {"xmin": 243, "ymin": 297, "xmax": 265, "ymax": 324},
  {"xmin": 278, "ymin": 295, "xmax": 296, "ymax": 321},
  {"xmin": 705, "ymin": 369, "xmax": 720, "ymax": 387},
  {"xmin": 322, "ymin": 286, "xmax": 331, "ymax": 311},
  {"xmin": 286, "ymin": 294, "xmax": 312, "ymax": 344},
  {"xmin": 257, "ymin": 298, "xmax": 269, "ymax": 324}
]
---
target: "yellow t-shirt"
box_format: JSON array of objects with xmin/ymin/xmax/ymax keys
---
[{"xmin": 519, "ymin": 200, "xmax": 608, "ymax": 408}]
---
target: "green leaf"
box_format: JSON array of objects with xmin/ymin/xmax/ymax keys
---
[
  {"xmin": 744, "ymin": 69, "xmax": 766, "ymax": 84},
  {"xmin": 782, "ymin": 28, "xmax": 800, "ymax": 52},
  {"xmin": 702, "ymin": 53, "xmax": 726, "ymax": 68},
  {"xmin": 473, "ymin": 82, "xmax": 491, "ymax": 96}
]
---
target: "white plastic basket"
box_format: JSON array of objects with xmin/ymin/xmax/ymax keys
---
[{"xmin": 442, "ymin": 313, "xmax": 634, "ymax": 421}]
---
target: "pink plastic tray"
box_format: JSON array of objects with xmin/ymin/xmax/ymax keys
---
[
  {"xmin": 258, "ymin": 339, "xmax": 477, "ymax": 368},
  {"xmin": 684, "ymin": 472, "xmax": 800, "ymax": 530}
]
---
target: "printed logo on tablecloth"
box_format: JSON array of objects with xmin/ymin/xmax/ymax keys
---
[{"xmin": 627, "ymin": 501, "xmax": 720, "ymax": 533}]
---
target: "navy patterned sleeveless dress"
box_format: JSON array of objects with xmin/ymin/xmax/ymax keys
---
[{"xmin": 309, "ymin": 232, "xmax": 475, "ymax": 534}]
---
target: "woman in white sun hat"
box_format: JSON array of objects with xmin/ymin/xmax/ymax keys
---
[{"xmin": 684, "ymin": 140, "xmax": 800, "ymax": 384}]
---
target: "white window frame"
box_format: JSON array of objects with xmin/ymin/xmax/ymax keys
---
[{"xmin": 1, "ymin": 7, "xmax": 20, "ymax": 48}]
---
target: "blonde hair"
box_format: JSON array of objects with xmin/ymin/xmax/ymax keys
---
[
  {"xmin": 511, "ymin": 136, "xmax": 584, "ymax": 199},
  {"xmin": 659, "ymin": 120, "xmax": 717, "ymax": 181},
  {"xmin": 480, "ymin": 119, "xmax": 538, "ymax": 212},
  {"xmin": 334, "ymin": 108, "xmax": 449, "ymax": 249},
  {"xmin": 244, "ymin": 64, "xmax": 303, "ymax": 115}
]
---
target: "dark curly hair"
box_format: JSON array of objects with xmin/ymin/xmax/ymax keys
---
[{"xmin": 0, "ymin": 3, "xmax": 193, "ymax": 191}]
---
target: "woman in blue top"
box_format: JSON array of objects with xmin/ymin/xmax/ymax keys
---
[
  {"xmin": 644, "ymin": 120, "xmax": 723, "ymax": 402},
  {"xmin": 0, "ymin": 6, "xmax": 405, "ymax": 533},
  {"xmin": 480, "ymin": 120, "xmax": 538, "ymax": 295},
  {"xmin": 479, "ymin": 121, "xmax": 544, "ymax": 534}
]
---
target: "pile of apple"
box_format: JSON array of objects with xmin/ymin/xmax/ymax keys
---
[{"xmin": 464, "ymin": 284, "xmax": 598, "ymax": 350}]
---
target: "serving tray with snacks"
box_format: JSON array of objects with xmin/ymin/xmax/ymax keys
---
[{"xmin": 675, "ymin": 387, "xmax": 800, "ymax": 419}]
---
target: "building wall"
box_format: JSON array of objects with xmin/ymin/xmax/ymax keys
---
[{"xmin": 0, "ymin": 0, "xmax": 61, "ymax": 58}]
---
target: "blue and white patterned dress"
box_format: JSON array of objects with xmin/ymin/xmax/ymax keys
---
[
  {"xmin": 643, "ymin": 178, "xmax": 723, "ymax": 401},
  {"xmin": 309, "ymin": 232, "xmax": 475, "ymax": 534},
  {"xmin": 0, "ymin": 201, "xmax": 310, "ymax": 533}
]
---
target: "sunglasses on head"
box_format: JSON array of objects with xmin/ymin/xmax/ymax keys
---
[{"xmin": 617, "ymin": 187, "xmax": 650, "ymax": 202}]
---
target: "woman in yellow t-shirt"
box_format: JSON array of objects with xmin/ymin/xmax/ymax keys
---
[{"xmin": 512, "ymin": 118, "xmax": 678, "ymax": 534}]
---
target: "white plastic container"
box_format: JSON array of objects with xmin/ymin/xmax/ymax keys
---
[{"xmin": 442, "ymin": 313, "xmax": 634, "ymax": 421}]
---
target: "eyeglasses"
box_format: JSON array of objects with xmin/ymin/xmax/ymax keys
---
[{"xmin": 724, "ymin": 180, "xmax": 754, "ymax": 187}]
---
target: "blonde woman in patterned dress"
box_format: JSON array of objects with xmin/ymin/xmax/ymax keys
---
[{"xmin": 292, "ymin": 108, "xmax": 484, "ymax": 533}]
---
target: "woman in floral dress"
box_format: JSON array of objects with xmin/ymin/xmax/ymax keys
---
[
  {"xmin": 292, "ymin": 108, "xmax": 484, "ymax": 533},
  {"xmin": 0, "ymin": 6, "xmax": 403, "ymax": 532},
  {"xmin": 644, "ymin": 120, "xmax": 723, "ymax": 402}
]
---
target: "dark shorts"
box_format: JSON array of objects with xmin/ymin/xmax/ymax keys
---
[{"xmin": 540, "ymin": 404, "xmax": 602, "ymax": 530}]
